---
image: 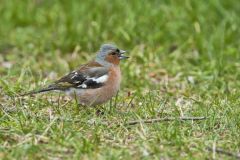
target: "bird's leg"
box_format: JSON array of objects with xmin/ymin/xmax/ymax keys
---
[{"xmin": 95, "ymin": 105, "xmax": 105, "ymax": 116}]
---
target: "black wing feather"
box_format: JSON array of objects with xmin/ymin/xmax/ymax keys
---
[
  {"xmin": 54, "ymin": 67, "xmax": 109, "ymax": 89},
  {"xmin": 81, "ymin": 79, "xmax": 105, "ymax": 89}
]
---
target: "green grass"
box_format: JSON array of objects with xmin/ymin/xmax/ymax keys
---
[{"xmin": 0, "ymin": 0, "xmax": 240, "ymax": 159}]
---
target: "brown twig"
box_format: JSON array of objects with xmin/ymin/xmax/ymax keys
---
[
  {"xmin": 55, "ymin": 117, "xmax": 206, "ymax": 128},
  {"xmin": 125, "ymin": 116, "xmax": 206, "ymax": 126},
  {"xmin": 206, "ymin": 146, "xmax": 240, "ymax": 159}
]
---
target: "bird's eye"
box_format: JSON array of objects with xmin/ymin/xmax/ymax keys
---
[{"xmin": 110, "ymin": 49, "xmax": 119, "ymax": 55}]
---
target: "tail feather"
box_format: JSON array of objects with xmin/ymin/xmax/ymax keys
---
[{"xmin": 20, "ymin": 85, "xmax": 60, "ymax": 96}]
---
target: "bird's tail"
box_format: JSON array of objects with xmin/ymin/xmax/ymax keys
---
[{"xmin": 20, "ymin": 85, "xmax": 62, "ymax": 96}]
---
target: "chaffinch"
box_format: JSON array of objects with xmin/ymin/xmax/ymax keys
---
[{"xmin": 23, "ymin": 44, "xmax": 129, "ymax": 106}]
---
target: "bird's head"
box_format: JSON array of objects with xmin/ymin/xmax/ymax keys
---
[{"xmin": 95, "ymin": 44, "xmax": 128, "ymax": 66}]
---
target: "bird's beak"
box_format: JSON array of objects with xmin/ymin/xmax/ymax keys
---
[{"xmin": 119, "ymin": 50, "xmax": 129, "ymax": 60}]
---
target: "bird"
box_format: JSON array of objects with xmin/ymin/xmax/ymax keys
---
[{"xmin": 22, "ymin": 44, "xmax": 129, "ymax": 106}]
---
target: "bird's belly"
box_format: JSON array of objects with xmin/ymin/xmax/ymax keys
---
[
  {"xmin": 65, "ymin": 85, "xmax": 119, "ymax": 106},
  {"xmin": 65, "ymin": 88, "xmax": 85, "ymax": 97},
  {"xmin": 82, "ymin": 86, "xmax": 119, "ymax": 106}
]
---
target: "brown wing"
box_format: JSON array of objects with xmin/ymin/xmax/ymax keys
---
[{"xmin": 51, "ymin": 61, "xmax": 109, "ymax": 90}]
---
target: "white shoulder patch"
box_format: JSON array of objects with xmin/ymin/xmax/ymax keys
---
[{"xmin": 91, "ymin": 75, "xmax": 109, "ymax": 83}]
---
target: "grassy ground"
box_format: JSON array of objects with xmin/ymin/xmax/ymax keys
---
[{"xmin": 0, "ymin": 0, "xmax": 240, "ymax": 159}]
